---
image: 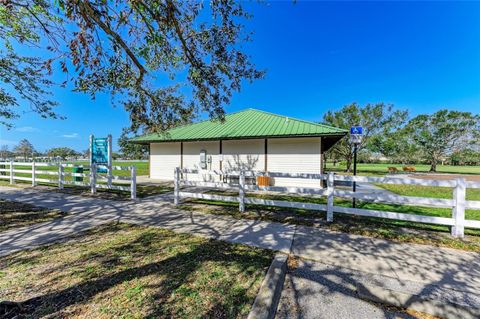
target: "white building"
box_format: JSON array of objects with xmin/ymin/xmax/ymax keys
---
[{"xmin": 131, "ymin": 109, "xmax": 346, "ymax": 187}]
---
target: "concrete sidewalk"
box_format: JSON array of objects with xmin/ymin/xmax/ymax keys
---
[
  {"xmin": 0, "ymin": 187, "xmax": 295, "ymax": 256},
  {"xmin": 1, "ymin": 186, "xmax": 479, "ymax": 316}
]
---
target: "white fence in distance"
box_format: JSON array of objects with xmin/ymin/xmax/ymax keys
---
[
  {"xmin": 174, "ymin": 167, "xmax": 480, "ymax": 238},
  {"xmin": 0, "ymin": 161, "xmax": 137, "ymax": 199}
]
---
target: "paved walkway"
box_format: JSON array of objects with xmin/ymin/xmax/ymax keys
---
[{"xmin": 1, "ymin": 186, "xmax": 479, "ymax": 314}]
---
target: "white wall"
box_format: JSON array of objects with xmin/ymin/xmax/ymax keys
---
[
  {"xmin": 150, "ymin": 142, "xmax": 181, "ymax": 180},
  {"xmin": 267, "ymin": 137, "xmax": 322, "ymax": 187},
  {"xmin": 183, "ymin": 141, "xmax": 220, "ymax": 182},
  {"xmin": 222, "ymin": 139, "xmax": 264, "ymax": 171},
  {"xmin": 149, "ymin": 137, "xmax": 323, "ymax": 187}
]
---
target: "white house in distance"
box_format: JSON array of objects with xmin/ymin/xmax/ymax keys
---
[{"xmin": 131, "ymin": 109, "xmax": 347, "ymax": 187}]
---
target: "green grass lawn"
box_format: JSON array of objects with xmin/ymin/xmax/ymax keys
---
[
  {"xmin": 375, "ymin": 183, "xmax": 480, "ymax": 201},
  {"xmin": 179, "ymin": 189, "xmax": 480, "ymax": 252},
  {"xmin": 0, "ymin": 199, "xmax": 67, "ymax": 232},
  {"xmin": 0, "ymin": 160, "xmax": 165, "ymax": 200},
  {"xmin": 326, "ymin": 162, "xmax": 480, "ymax": 175},
  {"xmin": 0, "ymin": 179, "xmax": 172, "ymax": 200},
  {"xmin": 0, "ymin": 223, "xmax": 273, "ymax": 319},
  {"xmin": 1, "ymin": 161, "xmax": 148, "ymax": 180}
]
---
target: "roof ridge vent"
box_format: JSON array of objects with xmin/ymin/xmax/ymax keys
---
[{"xmin": 285, "ymin": 117, "xmax": 289, "ymax": 123}]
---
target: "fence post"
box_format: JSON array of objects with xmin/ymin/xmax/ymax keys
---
[
  {"xmin": 130, "ymin": 166, "xmax": 137, "ymax": 200},
  {"xmin": 58, "ymin": 163, "xmax": 64, "ymax": 189},
  {"xmin": 326, "ymin": 172, "xmax": 335, "ymax": 222},
  {"xmin": 9, "ymin": 159, "xmax": 13, "ymax": 184},
  {"xmin": 31, "ymin": 160, "xmax": 36, "ymax": 187},
  {"xmin": 451, "ymin": 178, "xmax": 466, "ymax": 238},
  {"xmin": 91, "ymin": 163, "xmax": 96, "ymax": 194},
  {"xmin": 239, "ymin": 170, "xmax": 245, "ymax": 212},
  {"xmin": 174, "ymin": 167, "xmax": 180, "ymax": 205},
  {"xmin": 107, "ymin": 165, "xmax": 113, "ymax": 189}
]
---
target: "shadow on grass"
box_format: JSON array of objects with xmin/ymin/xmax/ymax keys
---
[
  {"xmin": 0, "ymin": 224, "xmax": 272, "ymax": 319},
  {"xmin": 0, "ymin": 199, "xmax": 67, "ymax": 232}
]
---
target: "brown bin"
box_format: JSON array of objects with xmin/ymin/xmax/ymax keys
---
[{"xmin": 257, "ymin": 176, "xmax": 270, "ymax": 187}]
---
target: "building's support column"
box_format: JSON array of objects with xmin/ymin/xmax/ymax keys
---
[
  {"xmin": 180, "ymin": 142, "xmax": 184, "ymax": 169},
  {"xmin": 320, "ymin": 137, "xmax": 323, "ymax": 175},
  {"xmin": 264, "ymin": 138, "xmax": 268, "ymax": 172},
  {"xmin": 219, "ymin": 140, "xmax": 223, "ymax": 171},
  {"xmin": 148, "ymin": 143, "xmax": 151, "ymax": 178},
  {"xmin": 320, "ymin": 137, "xmax": 325, "ymax": 188}
]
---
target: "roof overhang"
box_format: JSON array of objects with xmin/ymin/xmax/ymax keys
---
[{"xmin": 131, "ymin": 132, "xmax": 347, "ymax": 150}]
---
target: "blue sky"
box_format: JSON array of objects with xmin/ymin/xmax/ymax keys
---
[{"xmin": 1, "ymin": 1, "xmax": 479, "ymax": 152}]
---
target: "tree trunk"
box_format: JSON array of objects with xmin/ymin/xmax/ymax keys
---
[
  {"xmin": 430, "ymin": 159, "xmax": 437, "ymax": 172},
  {"xmin": 346, "ymin": 157, "xmax": 352, "ymax": 173}
]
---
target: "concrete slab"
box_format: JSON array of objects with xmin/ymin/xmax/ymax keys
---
[
  {"xmin": 292, "ymin": 225, "xmax": 480, "ymax": 294},
  {"xmin": 248, "ymin": 253, "xmax": 288, "ymax": 319},
  {"xmin": 276, "ymin": 260, "xmax": 420, "ymax": 319}
]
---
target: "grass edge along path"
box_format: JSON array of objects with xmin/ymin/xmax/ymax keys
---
[
  {"xmin": 178, "ymin": 190, "xmax": 480, "ymax": 253},
  {"xmin": 0, "ymin": 180, "xmax": 173, "ymax": 200},
  {"xmin": 0, "ymin": 223, "xmax": 274, "ymax": 319}
]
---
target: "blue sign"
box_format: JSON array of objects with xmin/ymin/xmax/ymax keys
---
[
  {"xmin": 350, "ymin": 126, "xmax": 363, "ymax": 135},
  {"xmin": 92, "ymin": 138, "xmax": 108, "ymax": 173}
]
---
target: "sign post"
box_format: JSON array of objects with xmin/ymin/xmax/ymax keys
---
[
  {"xmin": 350, "ymin": 126, "xmax": 363, "ymax": 208},
  {"xmin": 107, "ymin": 134, "xmax": 112, "ymax": 188}
]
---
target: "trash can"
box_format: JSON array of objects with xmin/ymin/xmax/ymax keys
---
[
  {"xmin": 73, "ymin": 166, "xmax": 84, "ymax": 182},
  {"xmin": 256, "ymin": 175, "xmax": 270, "ymax": 187}
]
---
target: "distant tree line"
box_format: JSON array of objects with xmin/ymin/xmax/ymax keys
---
[
  {"xmin": 323, "ymin": 103, "xmax": 480, "ymax": 172},
  {"xmin": 0, "ymin": 138, "xmax": 142, "ymax": 161},
  {"xmin": 0, "ymin": 140, "xmax": 84, "ymax": 160}
]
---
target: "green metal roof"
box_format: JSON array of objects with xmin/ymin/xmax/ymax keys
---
[{"xmin": 131, "ymin": 109, "xmax": 347, "ymax": 143}]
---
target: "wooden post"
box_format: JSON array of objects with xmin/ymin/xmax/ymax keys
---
[
  {"xmin": 451, "ymin": 178, "xmax": 466, "ymax": 238},
  {"xmin": 9, "ymin": 160, "xmax": 13, "ymax": 184},
  {"xmin": 174, "ymin": 167, "xmax": 180, "ymax": 205},
  {"xmin": 58, "ymin": 163, "xmax": 64, "ymax": 189},
  {"xmin": 239, "ymin": 170, "xmax": 245, "ymax": 212},
  {"xmin": 31, "ymin": 160, "xmax": 36, "ymax": 186},
  {"xmin": 91, "ymin": 163, "xmax": 96, "ymax": 194},
  {"xmin": 130, "ymin": 166, "xmax": 137, "ymax": 200},
  {"xmin": 326, "ymin": 172, "xmax": 335, "ymax": 222}
]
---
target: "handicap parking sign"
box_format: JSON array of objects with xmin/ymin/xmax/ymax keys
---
[{"xmin": 350, "ymin": 126, "xmax": 363, "ymax": 135}]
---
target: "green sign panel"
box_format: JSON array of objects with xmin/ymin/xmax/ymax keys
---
[{"xmin": 91, "ymin": 136, "xmax": 110, "ymax": 173}]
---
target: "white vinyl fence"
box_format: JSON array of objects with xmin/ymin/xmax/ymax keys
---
[
  {"xmin": 0, "ymin": 160, "xmax": 137, "ymax": 199},
  {"xmin": 174, "ymin": 168, "xmax": 480, "ymax": 238}
]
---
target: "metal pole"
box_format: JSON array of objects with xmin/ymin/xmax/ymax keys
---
[
  {"xmin": 353, "ymin": 144, "xmax": 357, "ymax": 208},
  {"xmin": 89, "ymin": 134, "xmax": 94, "ymax": 167},
  {"xmin": 107, "ymin": 134, "xmax": 112, "ymax": 188}
]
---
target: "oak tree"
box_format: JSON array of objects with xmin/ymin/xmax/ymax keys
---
[
  {"xmin": 323, "ymin": 102, "xmax": 407, "ymax": 172},
  {"xmin": 1, "ymin": 0, "xmax": 263, "ymax": 133}
]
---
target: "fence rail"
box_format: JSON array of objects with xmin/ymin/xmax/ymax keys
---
[
  {"xmin": 174, "ymin": 167, "xmax": 480, "ymax": 238},
  {"xmin": 0, "ymin": 160, "xmax": 137, "ymax": 199}
]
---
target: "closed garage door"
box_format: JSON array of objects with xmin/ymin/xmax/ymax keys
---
[{"xmin": 150, "ymin": 142, "xmax": 181, "ymax": 180}]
